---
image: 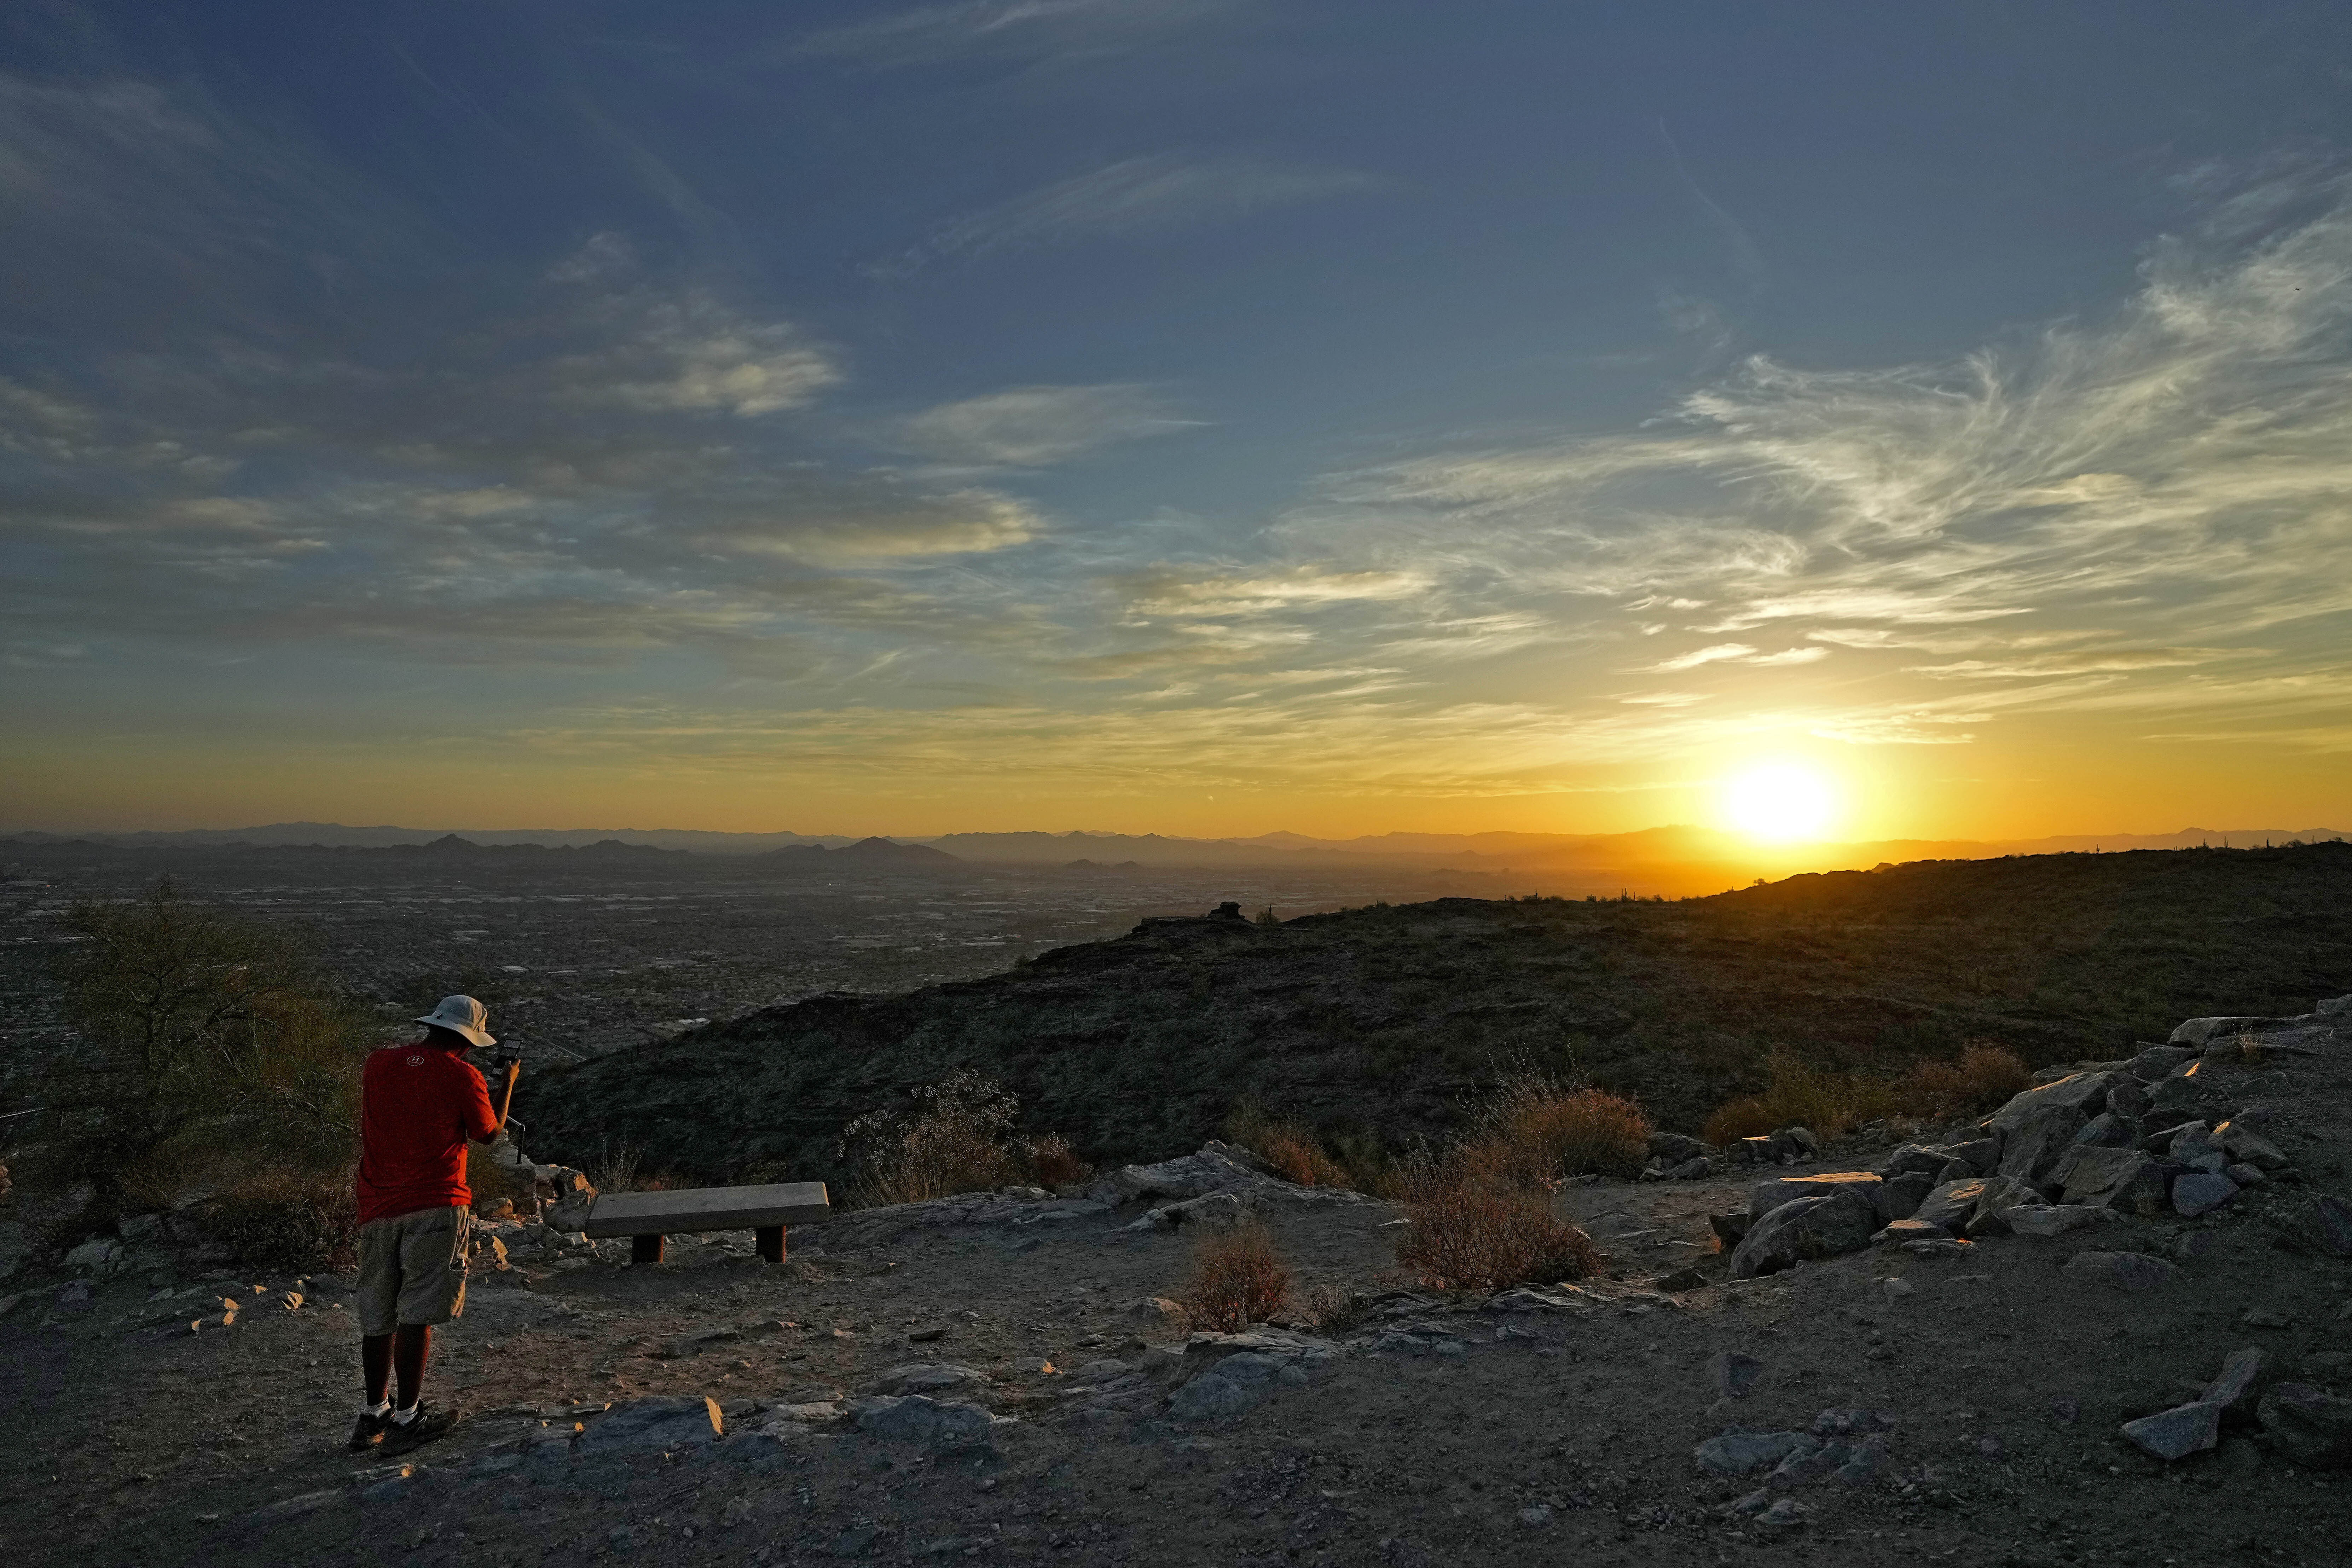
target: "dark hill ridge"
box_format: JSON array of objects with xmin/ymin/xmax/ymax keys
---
[
  {"xmin": 519, "ymin": 841, "xmax": 2352, "ymax": 1187},
  {"xmin": 760, "ymin": 836, "xmax": 960, "ymax": 868}
]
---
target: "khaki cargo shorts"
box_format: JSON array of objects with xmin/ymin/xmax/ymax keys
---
[{"xmin": 355, "ymin": 1204, "xmax": 471, "ymax": 1337}]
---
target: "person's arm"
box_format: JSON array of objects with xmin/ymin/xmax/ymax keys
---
[{"xmin": 456, "ymin": 1059, "xmax": 502, "ymax": 1146}]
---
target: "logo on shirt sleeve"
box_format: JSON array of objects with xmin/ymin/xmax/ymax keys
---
[{"xmin": 407, "ymin": 1054, "xmax": 425, "ymax": 1065}]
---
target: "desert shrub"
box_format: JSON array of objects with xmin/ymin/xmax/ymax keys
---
[
  {"xmin": 1454, "ymin": 1074, "xmax": 1651, "ymax": 1186},
  {"xmin": 198, "ymin": 1169, "xmax": 359, "ymax": 1272},
  {"xmin": 1392, "ymin": 1181, "xmax": 1600, "ymax": 1293},
  {"xmin": 1019, "ymin": 1132, "xmax": 1094, "ymax": 1191},
  {"xmin": 1701, "ymin": 1053, "xmax": 1904, "ymax": 1146},
  {"xmin": 1224, "ymin": 1101, "xmax": 1352, "ymax": 1188},
  {"xmin": 838, "ymin": 1070, "xmax": 1083, "ymax": 1206},
  {"xmin": 1177, "ymin": 1222, "xmax": 1293, "ymax": 1332},
  {"xmin": 1896, "ymin": 1043, "xmax": 2031, "ymax": 1118}
]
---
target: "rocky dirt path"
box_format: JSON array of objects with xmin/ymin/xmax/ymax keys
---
[{"xmin": 6, "ymin": 1059, "xmax": 2351, "ymax": 1568}]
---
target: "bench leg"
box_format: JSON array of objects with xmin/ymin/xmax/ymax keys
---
[
  {"xmin": 756, "ymin": 1225, "xmax": 786, "ymax": 1265},
  {"xmin": 631, "ymin": 1234, "xmax": 665, "ymax": 1265}
]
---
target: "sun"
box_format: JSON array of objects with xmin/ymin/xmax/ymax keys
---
[{"xmin": 1722, "ymin": 762, "xmax": 1838, "ymax": 842}]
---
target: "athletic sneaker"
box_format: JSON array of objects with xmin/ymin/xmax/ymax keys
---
[
  {"xmin": 378, "ymin": 1401, "xmax": 460, "ymax": 1457},
  {"xmin": 346, "ymin": 1410, "xmax": 387, "ymax": 1452}
]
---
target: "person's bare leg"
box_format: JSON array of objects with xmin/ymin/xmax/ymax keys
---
[
  {"xmin": 362, "ymin": 1333, "xmax": 394, "ymax": 1406},
  {"xmin": 393, "ymin": 1324, "xmax": 432, "ymax": 1410}
]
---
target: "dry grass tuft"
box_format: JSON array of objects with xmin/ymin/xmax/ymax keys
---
[
  {"xmin": 1177, "ymin": 1222, "xmax": 1293, "ymax": 1333},
  {"xmin": 1291, "ymin": 1279, "xmax": 1374, "ymax": 1335},
  {"xmin": 1020, "ymin": 1132, "xmax": 1094, "ymax": 1191},
  {"xmin": 198, "ymin": 1169, "xmax": 359, "ymax": 1272},
  {"xmin": 1392, "ymin": 1180, "xmax": 1600, "ymax": 1293},
  {"xmin": 1703, "ymin": 1042, "xmax": 2034, "ymax": 1145},
  {"xmin": 1896, "ymin": 1043, "xmax": 2031, "ymax": 1119},
  {"xmin": 1459, "ymin": 1078, "xmax": 1650, "ymax": 1185},
  {"xmin": 1224, "ymin": 1101, "xmax": 1354, "ymax": 1188}
]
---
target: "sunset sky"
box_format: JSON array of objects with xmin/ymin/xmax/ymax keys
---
[{"xmin": 4, "ymin": 3, "xmax": 2350, "ymax": 841}]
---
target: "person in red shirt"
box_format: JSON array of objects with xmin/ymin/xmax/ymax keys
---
[{"xmin": 350, "ymin": 995, "xmax": 506, "ymax": 1455}]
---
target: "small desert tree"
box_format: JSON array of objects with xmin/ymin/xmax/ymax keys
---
[{"xmin": 48, "ymin": 880, "xmax": 372, "ymax": 1204}]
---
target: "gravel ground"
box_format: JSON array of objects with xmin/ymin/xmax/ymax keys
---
[{"xmin": 6, "ymin": 1081, "xmax": 2349, "ymax": 1568}]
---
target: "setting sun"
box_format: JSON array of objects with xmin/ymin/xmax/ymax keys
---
[{"xmin": 1722, "ymin": 763, "xmax": 1839, "ymax": 842}]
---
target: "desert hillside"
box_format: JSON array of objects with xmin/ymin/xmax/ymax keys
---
[{"xmin": 522, "ymin": 843, "xmax": 2352, "ymax": 1185}]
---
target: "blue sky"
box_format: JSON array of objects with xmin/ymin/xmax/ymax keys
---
[{"xmin": 5, "ymin": 2, "xmax": 2352, "ymax": 836}]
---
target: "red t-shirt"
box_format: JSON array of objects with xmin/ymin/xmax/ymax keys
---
[{"xmin": 356, "ymin": 1041, "xmax": 500, "ymax": 1225}]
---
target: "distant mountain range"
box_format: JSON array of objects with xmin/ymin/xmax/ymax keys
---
[{"xmin": 5, "ymin": 820, "xmax": 2344, "ymax": 892}]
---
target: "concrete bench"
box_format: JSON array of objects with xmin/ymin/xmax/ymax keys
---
[{"xmin": 579, "ymin": 1181, "xmax": 832, "ymax": 1265}]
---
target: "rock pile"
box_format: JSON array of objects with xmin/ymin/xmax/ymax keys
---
[{"xmin": 1709, "ymin": 995, "xmax": 2345, "ymax": 1278}]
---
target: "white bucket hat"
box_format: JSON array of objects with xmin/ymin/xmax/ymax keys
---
[{"xmin": 415, "ymin": 994, "xmax": 496, "ymax": 1049}]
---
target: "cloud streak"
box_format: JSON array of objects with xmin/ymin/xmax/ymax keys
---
[{"xmin": 866, "ymin": 153, "xmax": 1385, "ymax": 277}]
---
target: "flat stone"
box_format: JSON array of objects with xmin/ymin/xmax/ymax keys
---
[
  {"xmin": 2255, "ymin": 1383, "xmax": 2352, "ymax": 1470},
  {"xmin": 2121, "ymin": 1401, "xmax": 2219, "ymax": 1460},
  {"xmin": 1748, "ymin": 1173, "xmax": 1883, "ymax": 1223},
  {"xmin": 2061, "ymin": 1250, "xmax": 2182, "ymax": 1290},
  {"xmin": 2170, "ymin": 1173, "xmax": 2240, "ymax": 1217},
  {"xmin": 1708, "ymin": 1352, "xmax": 1765, "ymax": 1399},
  {"xmin": 1693, "ymin": 1430, "xmax": 1809, "ymax": 1476},
  {"xmin": 2001, "ymin": 1205, "xmax": 2106, "ymax": 1238},
  {"xmin": 866, "ymin": 1364, "xmax": 991, "ymax": 1396},
  {"xmin": 2124, "ymin": 1044, "xmax": 2199, "ymax": 1080},
  {"xmin": 1872, "ymin": 1218, "xmax": 1951, "ymax": 1246}
]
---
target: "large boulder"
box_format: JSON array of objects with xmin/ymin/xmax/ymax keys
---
[
  {"xmin": 2256, "ymin": 1384, "xmax": 2352, "ymax": 1470},
  {"xmin": 1996, "ymin": 1105, "xmax": 2087, "ymax": 1184},
  {"xmin": 1985, "ymin": 1072, "xmax": 2119, "ymax": 1136},
  {"xmin": 2051, "ymin": 1146, "xmax": 2153, "ymax": 1205},
  {"xmin": 1747, "ymin": 1173, "xmax": 1883, "ymax": 1224},
  {"xmin": 849, "ymin": 1395, "xmax": 1006, "ymax": 1450},
  {"xmin": 1728, "ymin": 1188, "xmax": 1878, "ymax": 1279},
  {"xmin": 1912, "ymin": 1178, "xmax": 1990, "ymax": 1231}
]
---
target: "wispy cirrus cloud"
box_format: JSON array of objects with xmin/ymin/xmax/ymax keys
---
[
  {"xmin": 1215, "ymin": 161, "xmax": 2352, "ymax": 764},
  {"xmin": 865, "ymin": 153, "xmax": 1386, "ymax": 277},
  {"xmin": 900, "ymin": 383, "xmax": 1201, "ymax": 465},
  {"xmin": 795, "ymin": 0, "xmax": 1242, "ymax": 69}
]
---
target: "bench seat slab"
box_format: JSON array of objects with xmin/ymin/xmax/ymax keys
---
[{"xmin": 582, "ymin": 1181, "xmax": 832, "ymax": 1239}]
